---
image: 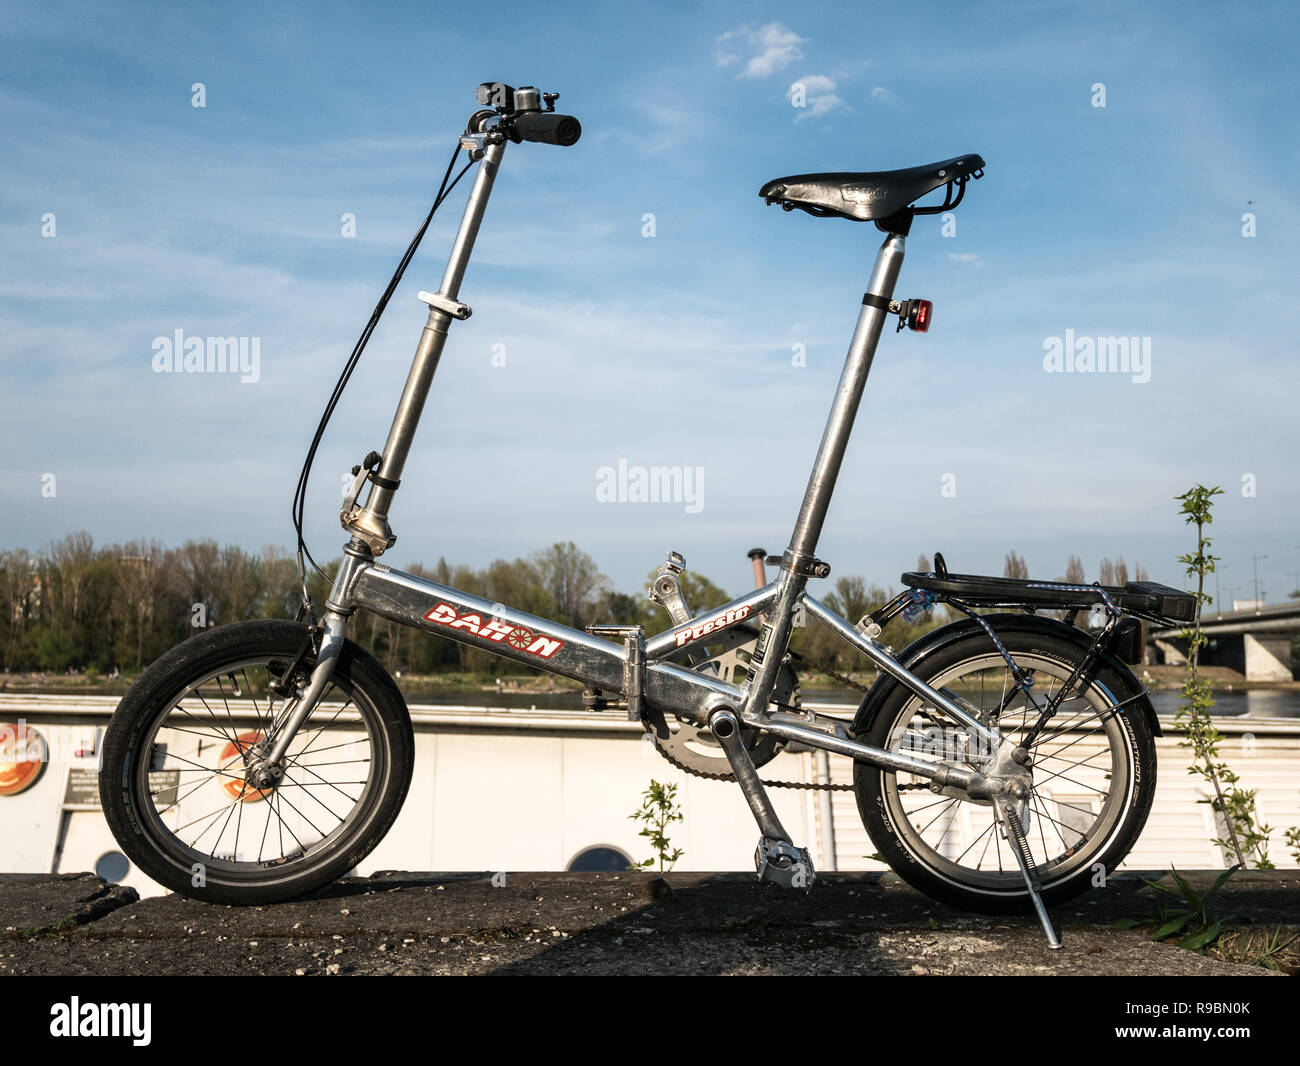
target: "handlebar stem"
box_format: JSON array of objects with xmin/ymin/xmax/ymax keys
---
[{"xmin": 348, "ymin": 136, "xmax": 508, "ymax": 551}]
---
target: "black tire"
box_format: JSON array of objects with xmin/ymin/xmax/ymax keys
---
[
  {"xmin": 99, "ymin": 620, "xmax": 413, "ymax": 905},
  {"xmin": 854, "ymin": 627, "xmax": 1156, "ymax": 915}
]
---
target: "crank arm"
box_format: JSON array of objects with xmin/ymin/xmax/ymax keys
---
[
  {"xmin": 709, "ymin": 707, "xmax": 790, "ymax": 842},
  {"xmin": 708, "ymin": 706, "xmax": 815, "ymax": 891}
]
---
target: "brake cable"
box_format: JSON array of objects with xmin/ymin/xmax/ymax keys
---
[{"xmin": 291, "ymin": 141, "xmax": 477, "ymax": 621}]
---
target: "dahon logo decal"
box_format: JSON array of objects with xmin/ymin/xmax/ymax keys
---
[{"xmin": 424, "ymin": 603, "xmax": 564, "ymax": 659}]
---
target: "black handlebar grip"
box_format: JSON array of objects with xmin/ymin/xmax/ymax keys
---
[{"xmin": 511, "ymin": 112, "xmax": 581, "ymax": 146}]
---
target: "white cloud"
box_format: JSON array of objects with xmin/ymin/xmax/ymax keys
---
[
  {"xmin": 947, "ymin": 252, "xmax": 985, "ymax": 267},
  {"xmin": 788, "ymin": 74, "xmax": 846, "ymax": 121},
  {"xmin": 796, "ymin": 74, "xmax": 836, "ymax": 93},
  {"xmin": 715, "ymin": 22, "xmax": 806, "ymax": 78},
  {"xmin": 870, "ymin": 86, "xmax": 895, "ymax": 103}
]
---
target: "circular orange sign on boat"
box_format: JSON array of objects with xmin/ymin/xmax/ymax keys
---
[
  {"xmin": 0, "ymin": 722, "xmax": 48, "ymax": 797},
  {"xmin": 219, "ymin": 731, "xmax": 271, "ymax": 803}
]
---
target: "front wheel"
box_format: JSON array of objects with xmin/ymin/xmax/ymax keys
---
[
  {"xmin": 99, "ymin": 620, "xmax": 414, "ymax": 905},
  {"xmin": 854, "ymin": 626, "xmax": 1156, "ymax": 914}
]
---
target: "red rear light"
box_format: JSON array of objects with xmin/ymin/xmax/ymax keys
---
[{"xmin": 909, "ymin": 299, "xmax": 932, "ymax": 333}]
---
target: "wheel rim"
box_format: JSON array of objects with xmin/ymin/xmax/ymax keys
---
[
  {"xmin": 879, "ymin": 650, "xmax": 1135, "ymax": 897},
  {"xmin": 132, "ymin": 657, "xmax": 386, "ymax": 883}
]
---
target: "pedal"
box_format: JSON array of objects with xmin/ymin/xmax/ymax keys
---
[
  {"xmin": 648, "ymin": 556, "xmax": 690, "ymax": 625},
  {"xmin": 996, "ymin": 797, "xmax": 1062, "ymax": 949},
  {"xmin": 648, "ymin": 551, "xmax": 689, "ymax": 622},
  {"xmin": 754, "ymin": 836, "xmax": 815, "ymax": 891},
  {"xmin": 647, "ymin": 552, "xmax": 711, "ymax": 669}
]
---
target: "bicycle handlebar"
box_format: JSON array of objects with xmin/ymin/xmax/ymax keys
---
[{"xmin": 510, "ymin": 112, "xmax": 582, "ymax": 147}]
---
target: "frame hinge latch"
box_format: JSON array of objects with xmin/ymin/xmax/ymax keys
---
[
  {"xmin": 340, "ymin": 451, "xmax": 381, "ymax": 523},
  {"xmin": 584, "ymin": 624, "xmax": 646, "ymax": 721},
  {"xmin": 340, "ymin": 450, "xmax": 397, "ymax": 554}
]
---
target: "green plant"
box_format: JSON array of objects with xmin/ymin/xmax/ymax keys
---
[
  {"xmin": 1215, "ymin": 925, "xmax": 1300, "ymax": 973},
  {"xmin": 1173, "ymin": 485, "xmax": 1273, "ymax": 868},
  {"xmin": 1286, "ymin": 825, "xmax": 1300, "ymax": 864},
  {"xmin": 629, "ymin": 780, "xmax": 685, "ymax": 874},
  {"xmin": 1113, "ymin": 866, "xmax": 1240, "ymax": 952}
]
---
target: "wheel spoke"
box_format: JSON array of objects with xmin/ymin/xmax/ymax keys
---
[
  {"xmin": 878, "ymin": 644, "xmax": 1138, "ymax": 896},
  {"xmin": 121, "ymin": 646, "xmax": 393, "ymax": 885},
  {"xmin": 277, "ymin": 766, "xmax": 353, "ymax": 823},
  {"xmin": 967, "ymin": 819, "xmax": 996, "ymax": 868},
  {"xmin": 917, "ymin": 797, "xmax": 961, "ymax": 836},
  {"xmin": 1029, "ymin": 792, "xmax": 1072, "ymax": 854},
  {"xmin": 267, "ymin": 783, "xmax": 327, "ymax": 844},
  {"xmin": 172, "ymin": 700, "xmax": 239, "ymax": 749}
]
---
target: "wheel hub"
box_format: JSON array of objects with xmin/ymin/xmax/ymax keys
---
[{"xmin": 245, "ymin": 747, "xmax": 286, "ymax": 791}]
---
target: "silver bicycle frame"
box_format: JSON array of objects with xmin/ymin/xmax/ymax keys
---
[{"xmin": 263, "ymin": 130, "xmax": 1005, "ymax": 790}]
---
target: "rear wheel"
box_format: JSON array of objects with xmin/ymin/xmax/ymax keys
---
[
  {"xmin": 100, "ymin": 620, "xmax": 414, "ymax": 904},
  {"xmin": 854, "ymin": 627, "xmax": 1156, "ymax": 914}
]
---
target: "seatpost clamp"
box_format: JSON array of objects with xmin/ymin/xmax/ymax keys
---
[
  {"xmin": 780, "ymin": 550, "xmax": 831, "ymax": 579},
  {"xmin": 417, "ymin": 290, "xmax": 472, "ymax": 320}
]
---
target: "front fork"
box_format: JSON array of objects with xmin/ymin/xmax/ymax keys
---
[
  {"xmin": 248, "ymin": 610, "xmax": 349, "ymax": 788},
  {"xmin": 247, "ymin": 552, "xmax": 367, "ymax": 788}
]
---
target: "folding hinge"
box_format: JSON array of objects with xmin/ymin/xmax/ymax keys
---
[
  {"xmin": 340, "ymin": 450, "xmax": 397, "ymax": 554},
  {"xmin": 584, "ymin": 624, "xmax": 646, "ymax": 721},
  {"xmin": 340, "ymin": 451, "xmax": 381, "ymax": 524}
]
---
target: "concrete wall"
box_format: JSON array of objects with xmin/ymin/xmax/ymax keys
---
[{"xmin": 4, "ymin": 700, "xmax": 1299, "ymax": 905}]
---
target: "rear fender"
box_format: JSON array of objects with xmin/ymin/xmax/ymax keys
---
[{"xmin": 849, "ymin": 613, "xmax": 1161, "ymax": 738}]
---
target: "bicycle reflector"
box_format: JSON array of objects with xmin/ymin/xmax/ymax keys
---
[{"xmin": 907, "ymin": 299, "xmax": 932, "ymax": 332}]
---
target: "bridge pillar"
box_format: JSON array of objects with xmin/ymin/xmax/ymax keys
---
[
  {"xmin": 1154, "ymin": 638, "xmax": 1186, "ymax": 666},
  {"xmin": 1243, "ymin": 633, "xmax": 1293, "ymax": 681}
]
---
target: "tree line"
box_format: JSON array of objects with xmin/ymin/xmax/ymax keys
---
[
  {"xmin": 1001, "ymin": 549, "xmax": 1147, "ymax": 587},
  {"xmin": 0, "ymin": 533, "xmax": 1145, "ymax": 679}
]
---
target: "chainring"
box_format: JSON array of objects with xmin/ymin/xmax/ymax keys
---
[{"xmin": 647, "ymin": 635, "xmax": 798, "ymax": 778}]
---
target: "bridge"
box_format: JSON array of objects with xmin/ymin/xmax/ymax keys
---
[{"xmin": 1148, "ymin": 600, "xmax": 1300, "ymax": 681}]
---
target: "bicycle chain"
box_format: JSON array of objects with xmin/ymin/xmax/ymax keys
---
[{"xmin": 804, "ymin": 659, "xmax": 872, "ymax": 695}]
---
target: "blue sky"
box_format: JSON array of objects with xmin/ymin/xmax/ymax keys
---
[{"xmin": 2, "ymin": 0, "xmax": 1297, "ymax": 604}]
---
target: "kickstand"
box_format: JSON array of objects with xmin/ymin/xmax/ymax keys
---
[{"xmin": 995, "ymin": 796, "xmax": 1062, "ymax": 949}]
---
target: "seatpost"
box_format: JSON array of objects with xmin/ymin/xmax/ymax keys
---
[
  {"xmin": 345, "ymin": 136, "xmax": 508, "ymax": 554},
  {"xmin": 789, "ymin": 232, "xmax": 906, "ymax": 558},
  {"xmin": 742, "ymin": 232, "xmax": 906, "ymax": 717}
]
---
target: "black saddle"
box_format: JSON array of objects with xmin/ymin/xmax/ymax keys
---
[{"xmin": 760, "ymin": 155, "xmax": 985, "ymax": 233}]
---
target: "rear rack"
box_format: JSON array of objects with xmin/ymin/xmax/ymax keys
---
[{"xmin": 899, "ymin": 562, "xmax": 1196, "ymax": 626}]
